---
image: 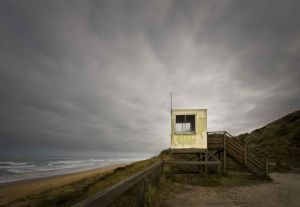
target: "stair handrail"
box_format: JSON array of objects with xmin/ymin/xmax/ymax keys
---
[{"xmin": 207, "ymin": 131, "xmax": 226, "ymax": 135}]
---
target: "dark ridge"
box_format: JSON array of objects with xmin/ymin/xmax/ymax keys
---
[{"xmin": 237, "ymin": 109, "xmax": 300, "ymax": 167}]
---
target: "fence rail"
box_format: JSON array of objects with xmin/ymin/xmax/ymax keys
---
[
  {"xmin": 72, "ymin": 161, "xmax": 163, "ymax": 207},
  {"xmin": 165, "ymin": 160, "xmax": 221, "ymax": 165},
  {"xmin": 225, "ymin": 135, "xmax": 268, "ymax": 178}
]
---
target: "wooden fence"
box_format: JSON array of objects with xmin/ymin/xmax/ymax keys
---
[
  {"xmin": 72, "ymin": 161, "xmax": 163, "ymax": 207},
  {"xmin": 208, "ymin": 131, "xmax": 269, "ymax": 178},
  {"xmin": 225, "ymin": 132, "xmax": 268, "ymax": 177}
]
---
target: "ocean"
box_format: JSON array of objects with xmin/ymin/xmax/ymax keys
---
[{"xmin": 0, "ymin": 157, "xmax": 145, "ymax": 184}]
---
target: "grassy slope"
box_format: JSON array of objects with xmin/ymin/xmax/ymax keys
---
[{"xmin": 238, "ymin": 109, "xmax": 300, "ymax": 167}]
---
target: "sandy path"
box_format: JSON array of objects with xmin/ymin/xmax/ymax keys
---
[
  {"xmin": 0, "ymin": 163, "xmax": 128, "ymax": 206},
  {"xmin": 160, "ymin": 173, "xmax": 300, "ymax": 207}
]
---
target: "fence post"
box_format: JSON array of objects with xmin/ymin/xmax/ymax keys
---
[
  {"xmin": 244, "ymin": 145, "xmax": 248, "ymax": 165},
  {"xmin": 265, "ymin": 159, "xmax": 269, "ymax": 179},
  {"xmin": 160, "ymin": 162, "xmax": 163, "ymax": 181},
  {"xmin": 223, "ymin": 132, "xmax": 227, "ymax": 175},
  {"xmin": 205, "ymin": 151, "xmax": 208, "ymax": 174},
  {"xmin": 136, "ymin": 180, "xmax": 145, "ymax": 207},
  {"xmin": 155, "ymin": 164, "xmax": 161, "ymax": 186}
]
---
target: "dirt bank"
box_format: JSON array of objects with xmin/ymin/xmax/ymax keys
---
[{"xmin": 157, "ymin": 173, "xmax": 300, "ymax": 207}]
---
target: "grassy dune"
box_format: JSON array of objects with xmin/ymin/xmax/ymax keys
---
[
  {"xmin": 0, "ymin": 164, "xmax": 126, "ymax": 206},
  {"xmin": 2, "ymin": 157, "xmax": 161, "ymax": 207},
  {"xmin": 238, "ymin": 109, "xmax": 300, "ymax": 168}
]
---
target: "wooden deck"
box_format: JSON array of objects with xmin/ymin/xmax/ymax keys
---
[
  {"xmin": 170, "ymin": 148, "xmax": 208, "ymax": 154},
  {"xmin": 169, "ymin": 131, "xmax": 268, "ymax": 177}
]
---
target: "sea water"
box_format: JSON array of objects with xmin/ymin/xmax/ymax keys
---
[{"xmin": 0, "ymin": 157, "xmax": 144, "ymax": 184}]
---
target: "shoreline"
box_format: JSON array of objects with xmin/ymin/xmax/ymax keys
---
[
  {"xmin": 0, "ymin": 162, "xmax": 130, "ymax": 188},
  {"xmin": 0, "ymin": 162, "xmax": 130, "ymax": 206}
]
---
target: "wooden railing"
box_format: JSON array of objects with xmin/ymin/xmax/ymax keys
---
[
  {"xmin": 207, "ymin": 131, "xmax": 224, "ymax": 149},
  {"xmin": 225, "ymin": 132, "xmax": 268, "ymax": 177},
  {"xmin": 72, "ymin": 161, "xmax": 163, "ymax": 207},
  {"xmin": 208, "ymin": 131, "xmax": 269, "ymax": 178}
]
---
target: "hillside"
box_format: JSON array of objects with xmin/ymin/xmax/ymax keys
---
[{"xmin": 238, "ymin": 110, "xmax": 300, "ymax": 167}]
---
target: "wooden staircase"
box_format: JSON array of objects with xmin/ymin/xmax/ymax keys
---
[{"xmin": 208, "ymin": 131, "xmax": 269, "ymax": 178}]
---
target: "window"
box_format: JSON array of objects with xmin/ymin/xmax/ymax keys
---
[{"xmin": 175, "ymin": 115, "xmax": 195, "ymax": 133}]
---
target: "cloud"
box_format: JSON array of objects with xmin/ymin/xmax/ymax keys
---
[{"xmin": 0, "ymin": 0, "xmax": 299, "ymax": 158}]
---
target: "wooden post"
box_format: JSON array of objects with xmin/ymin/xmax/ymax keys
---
[
  {"xmin": 156, "ymin": 164, "xmax": 162, "ymax": 186},
  {"xmin": 265, "ymin": 159, "xmax": 269, "ymax": 179},
  {"xmin": 223, "ymin": 132, "xmax": 227, "ymax": 175},
  {"xmin": 205, "ymin": 151, "xmax": 208, "ymax": 174},
  {"xmin": 160, "ymin": 162, "xmax": 163, "ymax": 183},
  {"xmin": 136, "ymin": 180, "xmax": 145, "ymax": 207},
  {"xmin": 218, "ymin": 150, "xmax": 221, "ymax": 176},
  {"xmin": 197, "ymin": 153, "xmax": 200, "ymax": 174},
  {"xmin": 244, "ymin": 145, "xmax": 248, "ymax": 165}
]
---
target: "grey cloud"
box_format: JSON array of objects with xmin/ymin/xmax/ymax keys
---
[{"xmin": 0, "ymin": 0, "xmax": 299, "ymax": 158}]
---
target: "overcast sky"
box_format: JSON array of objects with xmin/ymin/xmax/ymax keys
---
[{"xmin": 0, "ymin": 0, "xmax": 300, "ymax": 158}]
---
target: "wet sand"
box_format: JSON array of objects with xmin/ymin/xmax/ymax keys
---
[{"xmin": 0, "ymin": 163, "xmax": 128, "ymax": 206}]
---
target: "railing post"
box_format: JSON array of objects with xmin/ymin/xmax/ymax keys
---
[
  {"xmin": 223, "ymin": 131, "xmax": 227, "ymax": 175},
  {"xmin": 155, "ymin": 164, "xmax": 161, "ymax": 186},
  {"xmin": 136, "ymin": 180, "xmax": 145, "ymax": 207},
  {"xmin": 244, "ymin": 145, "xmax": 248, "ymax": 165},
  {"xmin": 160, "ymin": 164, "xmax": 163, "ymax": 181},
  {"xmin": 265, "ymin": 159, "xmax": 269, "ymax": 179},
  {"xmin": 205, "ymin": 151, "xmax": 208, "ymax": 174},
  {"xmin": 197, "ymin": 153, "xmax": 200, "ymax": 174}
]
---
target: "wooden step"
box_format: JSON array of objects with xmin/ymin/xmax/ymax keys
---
[{"xmin": 225, "ymin": 136, "xmax": 268, "ymax": 178}]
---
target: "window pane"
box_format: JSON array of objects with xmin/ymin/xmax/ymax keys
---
[
  {"xmin": 176, "ymin": 123, "xmax": 183, "ymax": 132},
  {"xmin": 185, "ymin": 115, "xmax": 195, "ymax": 132},
  {"xmin": 184, "ymin": 123, "xmax": 191, "ymax": 132},
  {"xmin": 175, "ymin": 114, "xmax": 195, "ymax": 133},
  {"xmin": 176, "ymin": 115, "xmax": 184, "ymax": 123}
]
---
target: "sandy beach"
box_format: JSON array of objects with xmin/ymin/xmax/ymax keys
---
[{"xmin": 0, "ymin": 163, "xmax": 128, "ymax": 206}]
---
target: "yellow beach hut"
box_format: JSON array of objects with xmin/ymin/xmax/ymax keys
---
[{"xmin": 171, "ymin": 109, "xmax": 207, "ymax": 149}]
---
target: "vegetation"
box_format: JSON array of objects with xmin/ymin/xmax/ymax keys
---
[
  {"xmin": 237, "ymin": 109, "xmax": 300, "ymax": 168},
  {"xmin": 6, "ymin": 156, "xmax": 161, "ymax": 207}
]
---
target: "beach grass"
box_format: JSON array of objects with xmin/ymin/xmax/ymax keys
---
[{"xmin": 2, "ymin": 156, "xmax": 161, "ymax": 207}]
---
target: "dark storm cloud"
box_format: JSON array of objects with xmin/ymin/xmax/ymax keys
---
[{"xmin": 0, "ymin": 0, "xmax": 299, "ymax": 157}]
